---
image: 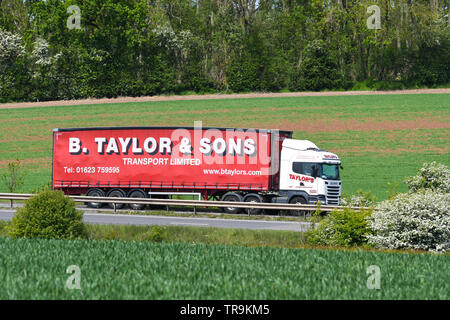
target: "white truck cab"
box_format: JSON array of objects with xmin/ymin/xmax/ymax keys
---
[{"xmin": 278, "ymin": 139, "xmax": 342, "ymax": 205}]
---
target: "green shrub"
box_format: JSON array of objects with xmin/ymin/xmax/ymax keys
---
[
  {"xmin": 139, "ymin": 226, "xmax": 166, "ymax": 242},
  {"xmin": 0, "ymin": 221, "xmax": 8, "ymax": 237},
  {"xmin": 7, "ymin": 190, "xmax": 87, "ymax": 240},
  {"xmin": 306, "ymin": 208, "xmax": 373, "ymax": 247}
]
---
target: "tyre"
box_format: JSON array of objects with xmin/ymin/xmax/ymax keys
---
[
  {"xmin": 128, "ymin": 189, "xmax": 147, "ymax": 210},
  {"xmin": 243, "ymin": 194, "xmax": 263, "ymax": 215},
  {"xmin": 221, "ymin": 193, "xmax": 243, "ymax": 214},
  {"xmin": 106, "ymin": 188, "xmax": 127, "ymax": 210},
  {"xmin": 86, "ymin": 188, "xmax": 105, "ymax": 209},
  {"xmin": 289, "ymin": 196, "xmax": 308, "ymax": 216}
]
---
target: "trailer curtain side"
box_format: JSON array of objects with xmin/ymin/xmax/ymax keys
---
[{"xmin": 52, "ymin": 127, "xmax": 292, "ymax": 193}]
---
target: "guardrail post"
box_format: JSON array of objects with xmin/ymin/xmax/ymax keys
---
[
  {"xmin": 113, "ymin": 203, "xmax": 116, "ymax": 213},
  {"xmin": 10, "ymin": 199, "xmax": 13, "ymax": 209}
]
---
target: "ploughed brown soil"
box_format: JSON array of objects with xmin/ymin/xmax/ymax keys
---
[{"xmin": 1, "ymin": 88, "xmax": 449, "ymax": 110}]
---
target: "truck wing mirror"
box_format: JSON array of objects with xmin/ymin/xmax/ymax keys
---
[{"xmin": 340, "ymin": 165, "xmax": 344, "ymax": 170}]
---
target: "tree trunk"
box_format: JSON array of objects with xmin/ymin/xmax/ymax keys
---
[{"xmin": 396, "ymin": 0, "xmax": 402, "ymax": 50}]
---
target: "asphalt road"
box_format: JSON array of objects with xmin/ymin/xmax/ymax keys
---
[{"xmin": 0, "ymin": 205, "xmax": 310, "ymax": 232}]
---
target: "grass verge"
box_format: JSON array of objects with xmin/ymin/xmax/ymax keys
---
[{"xmin": 0, "ymin": 220, "xmax": 306, "ymax": 248}]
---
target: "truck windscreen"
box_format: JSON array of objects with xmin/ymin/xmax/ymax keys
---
[
  {"xmin": 292, "ymin": 162, "xmax": 340, "ymax": 180},
  {"xmin": 321, "ymin": 164, "xmax": 340, "ymax": 180}
]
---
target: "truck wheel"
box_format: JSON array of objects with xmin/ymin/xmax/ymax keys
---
[
  {"xmin": 243, "ymin": 194, "xmax": 263, "ymax": 215},
  {"xmin": 221, "ymin": 193, "xmax": 243, "ymax": 214},
  {"xmin": 86, "ymin": 188, "xmax": 105, "ymax": 209},
  {"xmin": 128, "ymin": 189, "xmax": 147, "ymax": 210},
  {"xmin": 106, "ymin": 188, "xmax": 127, "ymax": 210},
  {"xmin": 289, "ymin": 196, "xmax": 308, "ymax": 216}
]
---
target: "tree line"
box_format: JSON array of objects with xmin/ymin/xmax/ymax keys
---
[{"xmin": 0, "ymin": 0, "xmax": 449, "ymax": 102}]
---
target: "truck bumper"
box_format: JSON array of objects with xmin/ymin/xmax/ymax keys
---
[{"xmin": 307, "ymin": 195, "xmax": 327, "ymax": 205}]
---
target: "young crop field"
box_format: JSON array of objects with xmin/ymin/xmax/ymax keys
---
[
  {"xmin": 0, "ymin": 237, "xmax": 448, "ymax": 300},
  {"xmin": 0, "ymin": 93, "xmax": 449, "ymax": 200}
]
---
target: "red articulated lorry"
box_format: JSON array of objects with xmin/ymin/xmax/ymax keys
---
[{"xmin": 52, "ymin": 126, "xmax": 342, "ymax": 213}]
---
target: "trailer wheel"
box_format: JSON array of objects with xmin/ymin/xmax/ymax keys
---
[
  {"xmin": 106, "ymin": 188, "xmax": 127, "ymax": 210},
  {"xmin": 128, "ymin": 189, "xmax": 147, "ymax": 210},
  {"xmin": 221, "ymin": 193, "xmax": 243, "ymax": 214},
  {"xmin": 86, "ymin": 188, "xmax": 105, "ymax": 208},
  {"xmin": 289, "ymin": 196, "xmax": 308, "ymax": 216},
  {"xmin": 243, "ymin": 194, "xmax": 263, "ymax": 215}
]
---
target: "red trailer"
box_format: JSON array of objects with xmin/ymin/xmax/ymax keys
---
[{"xmin": 52, "ymin": 126, "xmax": 292, "ymax": 212}]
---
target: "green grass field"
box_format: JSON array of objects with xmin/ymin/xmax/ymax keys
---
[
  {"xmin": 1, "ymin": 93, "xmax": 449, "ymax": 200},
  {"xmin": 1, "ymin": 93, "xmax": 448, "ymax": 301},
  {"xmin": 0, "ymin": 237, "xmax": 448, "ymax": 299}
]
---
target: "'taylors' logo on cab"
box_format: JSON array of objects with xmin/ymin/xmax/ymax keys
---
[
  {"xmin": 323, "ymin": 154, "xmax": 338, "ymax": 160},
  {"xmin": 289, "ymin": 174, "xmax": 314, "ymax": 183}
]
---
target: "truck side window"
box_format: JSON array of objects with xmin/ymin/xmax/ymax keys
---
[
  {"xmin": 292, "ymin": 162, "xmax": 318, "ymax": 177},
  {"xmin": 292, "ymin": 162, "xmax": 303, "ymax": 174}
]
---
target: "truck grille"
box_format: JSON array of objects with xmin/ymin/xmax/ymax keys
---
[{"xmin": 326, "ymin": 185, "xmax": 341, "ymax": 205}]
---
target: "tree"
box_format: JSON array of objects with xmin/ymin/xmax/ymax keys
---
[
  {"xmin": 0, "ymin": 0, "xmax": 28, "ymax": 33},
  {"xmin": 0, "ymin": 159, "xmax": 25, "ymax": 193},
  {"xmin": 294, "ymin": 39, "xmax": 343, "ymax": 91},
  {"xmin": 0, "ymin": 0, "xmax": 448, "ymax": 101}
]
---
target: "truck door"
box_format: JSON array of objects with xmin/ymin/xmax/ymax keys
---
[
  {"xmin": 280, "ymin": 160, "xmax": 317, "ymax": 190},
  {"xmin": 289, "ymin": 162, "xmax": 318, "ymax": 190}
]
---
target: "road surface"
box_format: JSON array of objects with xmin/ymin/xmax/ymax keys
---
[{"xmin": 0, "ymin": 206, "xmax": 310, "ymax": 232}]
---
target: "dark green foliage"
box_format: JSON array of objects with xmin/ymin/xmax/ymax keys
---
[
  {"xmin": 306, "ymin": 208, "xmax": 373, "ymax": 247},
  {"xmin": 291, "ymin": 40, "xmax": 343, "ymax": 91},
  {"xmin": 7, "ymin": 190, "xmax": 87, "ymax": 240},
  {"xmin": 227, "ymin": 54, "xmax": 260, "ymax": 92},
  {"xmin": 0, "ymin": 0, "xmax": 448, "ymax": 102},
  {"xmin": 404, "ymin": 33, "xmax": 450, "ymax": 86}
]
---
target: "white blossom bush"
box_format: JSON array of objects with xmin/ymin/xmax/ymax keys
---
[
  {"xmin": 367, "ymin": 190, "xmax": 450, "ymax": 252},
  {"xmin": 0, "ymin": 29, "xmax": 26, "ymax": 100},
  {"xmin": 340, "ymin": 190, "xmax": 377, "ymax": 208},
  {"xmin": 30, "ymin": 38, "xmax": 61, "ymax": 81},
  {"xmin": 405, "ymin": 161, "xmax": 450, "ymax": 193},
  {"xmin": 32, "ymin": 38, "xmax": 52, "ymax": 67},
  {"xmin": 153, "ymin": 23, "xmax": 182, "ymax": 51},
  {"xmin": 153, "ymin": 23, "xmax": 195, "ymax": 62},
  {"xmin": 0, "ymin": 28, "xmax": 25, "ymax": 68}
]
